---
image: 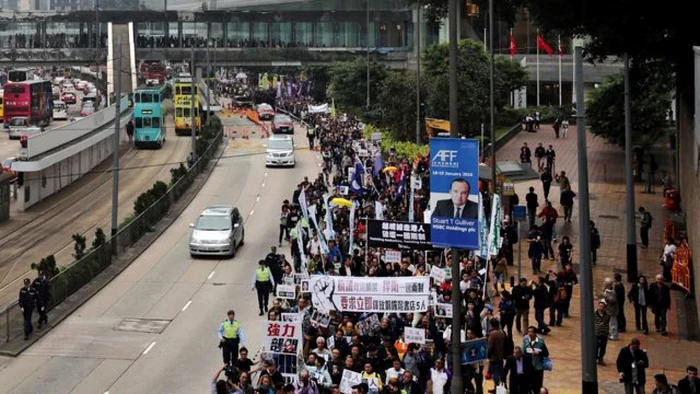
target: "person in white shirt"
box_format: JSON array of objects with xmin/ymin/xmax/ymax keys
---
[
  {"xmin": 428, "ymin": 358, "xmax": 449, "ymax": 394},
  {"xmin": 384, "ymin": 359, "xmax": 405, "ymax": 385},
  {"xmin": 308, "ymin": 234, "xmax": 321, "ymax": 256}
]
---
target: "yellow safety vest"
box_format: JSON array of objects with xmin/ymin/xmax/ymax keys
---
[
  {"xmin": 256, "ymin": 267, "xmax": 271, "ymax": 282},
  {"xmin": 222, "ymin": 320, "xmax": 240, "ymax": 339},
  {"xmin": 290, "ymin": 227, "xmax": 298, "ymax": 239},
  {"xmin": 301, "ymin": 217, "xmax": 309, "ymax": 229}
]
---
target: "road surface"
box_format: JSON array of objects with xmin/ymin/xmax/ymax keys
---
[{"xmin": 0, "ymin": 116, "xmax": 316, "ymax": 393}]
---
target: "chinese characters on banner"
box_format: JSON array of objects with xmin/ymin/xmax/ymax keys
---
[
  {"xmin": 404, "ymin": 327, "xmax": 426, "ymax": 344},
  {"xmin": 264, "ymin": 320, "xmax": 303, "ymax": 355},
  {"xmin": 384, "ymin": 250, "xmax": 402, "ymax": 263},
  {"xmin": 429, "ymin": 138, "xmax": 480, "ymax": 249},
  {"xmin": 308, "ymin": 276, "xmax": 431, "ymax": 313},
  {"xmin": 366, "ymin": 219, "xmax": 433, "ymax": 250}
]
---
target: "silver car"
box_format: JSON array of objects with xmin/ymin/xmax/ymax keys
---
[{"xmin": 189, "ymin": 205, "xmax": 245, "ymax": 258}]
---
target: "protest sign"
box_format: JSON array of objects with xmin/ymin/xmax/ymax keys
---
[{"xmin": 404, "ymin": 327, "xmax": 426, "ymax": 344}]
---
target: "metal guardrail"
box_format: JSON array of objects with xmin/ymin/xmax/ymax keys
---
[{"xmin": 0, "ymin": 131, "xmax": 224, "ymax": 344}]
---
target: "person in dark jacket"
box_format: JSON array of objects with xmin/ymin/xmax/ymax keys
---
[
  {"xmin": 501, "ymin": 346, "xmax": 534, "ymax": 394},
  {"xmin": 512, "ymin": 278, "xmax": 533, "ymax": 334},
  {"xmin": 616, "ymin": 338, "xmax": 649, "ymax": 394},
  {"xmin": 677, "ymin": 365, "xmax": 699, "ymax": 394},
  {"xmin": 18, "ymin": 278, "xmax": 36, "ymax": 340},
  {"xmin": 498, "ymin": 291, "xmax": 516, "ymax": 338},
  {"xmin": 540, "ymin": 169, "xmax": 553, "ymax": 200},
  {"xmin": 628, "ymin": 275, "xmax": 650, "ymax": 334},
  {"xmin": 532, "ymin": 277, "xmax": 551, "ymax": 334},
  {"xmin": 32, "ymin": 272, "xmax": 50, "ymax": 329},
  {"xmin": 648, "ymin": 274, "xmax": 671, "ymax": 335},
  {"xmin": 613, "ymin": 273, "xmax": 627, "ymax": 333}
]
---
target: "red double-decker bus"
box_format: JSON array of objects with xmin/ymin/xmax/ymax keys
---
[{"xmin": 2, "ymin": 80, "xmax": 53, "ymax": 127}]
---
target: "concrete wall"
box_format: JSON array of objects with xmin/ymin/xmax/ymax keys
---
[{"xmin": 19, "ymin": 137, "xmax": 113, "ymax": 211}]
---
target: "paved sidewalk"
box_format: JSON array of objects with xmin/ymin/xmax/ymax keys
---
[{"xmin": 490, "ymin": 124, "xmax": 698, "ymax": 393}]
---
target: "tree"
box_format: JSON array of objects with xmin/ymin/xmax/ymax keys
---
[
  {"xmin": 374, "ymin": 70, "xmax": 428, "ymax": 142},
  {"xmin": 301, "ymin": 65, "xmax": 331, "ymax": 103},
  {"xmin": 587, "ymin": 59, "xmax": 673, "ymax": 146},
  {"xmin": 92, "ymin": 228, "xmax": 107, "ymax": 250},
  {"xmin": 72, "ymin": 233, "xmax": 87, "ymax": 261},
  {"xmin": 423, "ymin": 39, "xmax": 527, "ymax": 134},
  {"xmin": 327, "ymin": 59, "xmax": 388, "ymax": 114}
]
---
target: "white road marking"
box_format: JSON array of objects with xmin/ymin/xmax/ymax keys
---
[
  {"xmin": 250, "ymin": 210, "xmax": 255, "ymax": 216},
  {"xmin": 256, "ymin": 196, "xmax": 260, "ymax": 202},
  {"xmin": 181, "ymin": 300, "xmax": 192, "ymax": 311},
  {"xmin": 207, "ymin": 271, "xmax": 216, "ymax": 280},
  {"xmin": 262, "ymin": 183, "xmax": 265, "ymax": 188},
  {"xmin": 143, "ymin": 341, "xmax": 156, "ymax": 355},
  {"xmin": 264, "ymin": 172, "xmax": 268, "ymax": 177}
]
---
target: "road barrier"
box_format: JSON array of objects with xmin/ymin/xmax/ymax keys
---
[{"xmin": 0, "ymin": 131, "xmax": 224, "ymax": 345}]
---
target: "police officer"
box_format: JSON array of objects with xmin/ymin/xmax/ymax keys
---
[
  {"xmin": 218, "ymin": 310, "xmax": 246, "ymax": 366},
  {"xmin": 306, "ymin": 124, "xmax": 316, "ymax": 150},
  {"xmin": 32, "ymin": 272, "xmax": 50, "ymax": 329},
  {"xmin": 251, "ymin": 260, "xmax": 275, "ymax": 316},
  {"xmin": 18, "ymin": 278, "xmax": 36, "ymax": 340}
]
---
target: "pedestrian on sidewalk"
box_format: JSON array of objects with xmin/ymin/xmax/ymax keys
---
[
  {"xmin": 614, "ymin": 273, "xmax": 627, "ymax": 333},
  {"xmin": 603, "ymin": 278, "xmax": 620, "ymax": 340},
  {"xmin": 560, "ymin": 186, "xmax": 576, "ymax": 223},
  {"xmin": 628, "ymin": 275, "xmax": 650, "ymax": 334},
  {"xmin": 652, "ymin": 374, "xmax": 680, "ymax": 394},
  {"xmin": 540, "ymin": 168, "xmax": 553, "ymax": 199},
  {"xmin": 520, "ymin": 142, "xmax": 532, "ymax": 167},
  {"xmin": 532, "ymin": 277, "xmax": 551, "ymax": 335},
  {"xmin": 595, "ymin": 299, "xmax": 611, "ymax": 365},
  {"xmin": 535, "ymin": 143, "xmax": 546, "ymax": 172},
  {"xmin": 558, "ymin": 236, "xmax": 573, "ymax": 269},
  {"xmin": 616, "ymin": 337, "xmax": 649, "ymax": 394},
  {"xmin": 527, "ymin": 226, "xmax": 544, "ymax": 274},
  {"xmin": 561, "ymin": 119, "xmax": 569, "ymax": 138},
  {"xmin": 648, "ymin": 274, "xmax": 671, "ymax": 336},
  {"xmin": 32, "ymin": 272, "xmax": 50, "ymax": 329},
  {"xmin": 662, "ymin": 237, "xmax": 677, "ymax": 283},
  {"xmin": 537, "ymin": 201, "xmax": 558, "ymax": 261},
  {"xmin": 523, "ymin": 326, "xmax": 549, "ymax": 391},
  {"xmin": 544, "ymin": 145, "xmax": 556, "ymax": 173},
  {"xmin": 558, "ymin": 264, "xmax": 578, "ymax": 318},
  {"xmin": 678, "ymin": 365, "xmax": 699, "ymax": 394},
  {"xmin": 126, "ymin": 120, "xmax": 134, "ymax": 142},
  {"xmin": 512, "ymin": 278, "xmax": 533, "ymax": 334},
  {"xmin": 590, "ymin": 221, "xmax": 602, "ymax": 265},
  {"xmin": 18, "ymin": 278, "xmax": 36, "ymax": 340},
  {"xmin": 526, "ymin": 187, "xmax": 539, "ymax": 228},
  {"xmin": 638, "ymin": 207, "xmax": 653, "ymax": 248},
  {"xmin": 553, "ymin": 119, "xmax": 561, "ymax": 138}
]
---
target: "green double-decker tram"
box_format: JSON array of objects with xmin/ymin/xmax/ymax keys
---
[{"xmin": 133, "ymin": 86, "xmax": 167, "ymax": 149}]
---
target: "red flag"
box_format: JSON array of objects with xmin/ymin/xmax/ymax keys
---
[
  {"xmin": 509, "ymin": 30, "xmax": 516, "ymax": 58},
  {"xmin": 537, "ymin": 34, "xmax": 554, "ymax": 56}
]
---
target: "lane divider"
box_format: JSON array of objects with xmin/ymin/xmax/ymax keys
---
[
  {"xmin": 207, "ymin": 271, "xmax": 216, "ymax": 280},
  {"xmin": 181, "ymin": 300, "xmax": 192, "ymax": 312},
  {"xmin": 142, "ymin": 341, "xmax": 156, "ymax": 355}
]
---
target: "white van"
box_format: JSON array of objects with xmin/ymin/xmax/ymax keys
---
[
  {"xmin": 265, "ymin": 135, "xmax": 295, "ymax": 167},
  {"xmin": 53, "ymin": 100, "xmax": 68, "ymax": 120}
]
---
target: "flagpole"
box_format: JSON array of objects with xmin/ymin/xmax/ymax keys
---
[
  {"xmin": 558, "ymin": 35, "xmax": 562, "ymax": 106},
  {"xmin": 536, "ymin": 29, "xmax": 540, "ymax": 107}
]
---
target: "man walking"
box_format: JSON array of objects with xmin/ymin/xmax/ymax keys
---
[
  {"xmin": 520, "ymin": 142, "xmax": 532, "ymax": 167},
  {"xmin": 526, "ymin": 187, "xmax": 539, "ymax": 229},
  {"xmin": 217, "ymin": 310, "xmax": 246, "ymax": 366},
  {"xmin": 639, "ymin": 207, "xmax": 653, "ymax": 248},
  {"xmin": 512, "ymin": 278, "xmax": 533, "ymax": 334},
  {"xmin": 614, "ymin": 273, "xmax": 627, "ymax": 333},
  {"xmin": 535, "ymin": 143, "xmax": 546, "ymax": 172},
  {"xmin": 18, "ymin": 278, "xmax": 36, "ymax": 340},
  {"xmin": 595, "ymin": 300, "xmax": 611, "ymax": 365},
  {"xmin": 32, "ymin": 272, "xmax": 50, "ymax": 329},
  {"xmin": 252, "ymin": 260, "xmax": 275, "ymax": 316},
  {"xmin": 590, "ymin": 221, "xmax": 601, "ymax": 265},
  {"xmin": 487, "ymin": 318, "xmax": 506, "ymax": 392},
  {"xmin": 616, "ymin": 338, "xmax": 649, "ymax": 394},
  {"xmin": 648, "ymin": 274, "xmax": 671, "ymax": 335},
  {"xmin": 544, "ymin": 145, "xmax": 556, "ymax": 173},
  {"xmin": 540, "ymin": 168, "xmax": 553, "ymax": 200}
]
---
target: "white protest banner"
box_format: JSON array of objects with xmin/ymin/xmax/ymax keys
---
[
  {"xmin": 404, "ymin": 327, "xmax": 426, "ymax": 344},
  {"xmin": 384, "ymin": 250, "xmax": 402, "ymax": 263},
  {"xmin": 264, "ymin": 320, "xmax": 303, "ymax": 355},
  {"xmin": 276, "ymin": 284, "xmax": 297, "ymax": 300},
  {"xmin": 429, "ymin": 266, "xmax": 447, "ymax": 283},
  {"xmin": 340, "ymin": 369, "xmax": 362, "ymax": 394},
  {"xmin": 308, "ymin": 205, "xmax": 329, "ymax": 254},
  {"xmin": 434, "ymin": 303, "xmax": 453, "ymax": 318},
  {"xmin": 307, "ymin": 276, "xmax": 431, "ymax": 313}
]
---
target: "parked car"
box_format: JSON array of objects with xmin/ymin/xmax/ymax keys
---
[
  {"xmin": 189, "ymin": 205, "xmax": 245, "ymax": 258},
  {"xmin": 272, "ymin": 114, "xmax": 294, "ymax": 134},
  {"xmin": 256, "ymin": 103, "xmax": 275, "ymax": 120}
]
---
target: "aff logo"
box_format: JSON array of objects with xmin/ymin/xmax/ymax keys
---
[{"xmin": 431, "ymin": 150, "xmax": 459, "ymax": 168}]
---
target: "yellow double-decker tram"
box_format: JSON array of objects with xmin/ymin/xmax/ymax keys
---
[{"xmin": 173, "ymin": 78, "xmax": 202, "ymax": 136}]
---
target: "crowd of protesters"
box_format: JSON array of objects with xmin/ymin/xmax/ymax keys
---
[
  {"xmin": 2, "ymin": 32, "xmax": 107, "ymax": 49},
  {"xmin": 135, "ymin": 34, "xmax": 335, "ymax": 49},
  {"xmin": 208, "ymin": 85, "xmax": 696, "ymax": 394}
]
